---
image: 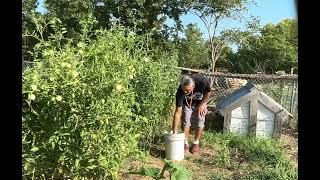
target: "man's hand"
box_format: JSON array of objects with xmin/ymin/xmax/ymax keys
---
[
  {"xmin": 172, "ymin": 106, "xmax": 182, "ymax": 134},
  {"xmin": 197, "ymin": 91, "xmax": 211, "ymax": 118},
  {"xmin": 197, "ymin": 103, "xmax": 206, "ymax": 118}
]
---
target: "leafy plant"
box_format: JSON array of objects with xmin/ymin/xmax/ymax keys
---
[
  {"xmin": 202, "ymin": 132, "xmax": 297, "ymax": 179},
  {"xmin": 22, "ymin": 17, "xmax": 179, "ymax": 179},
  {"xmin": 131, "ymin": 159, "xmax": 192, "ymax": 180},
  {"xmin": 177, "ymin": 23, "xmax": 210, "ymax": 69},
  {"xmin": 228, "ymin": 19, "xmax": 298, "ymax": 74}
]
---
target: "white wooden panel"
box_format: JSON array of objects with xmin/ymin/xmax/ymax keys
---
[
  {"xmin": 230, "ymin": 127, "xmax": 248, "ymax": 134},
  {"xmin": 264, "ymin": 130, "xmax": 273, "ymax": 137},
  {"xmin": 229, "ymin": 118, "xmax": 248, "ymax": 134},
  {"xmin": 256, "ymin": 130, "xmax": 273, "ymax": 138},
  {"xmin": 231, "ymin": 102, "xmax": 250, "ymax": 119},
  {"xmin": 257, "ymin": 102, "xmax": 275, "ymax": 122},
  {"xmin": 256, "ymin": 130, "xmax": 265, "ymax": 137},
  {"xmin": 229, "ymin": 127, "xmax": 238, "ymax": 133},
  {"xmin": 256, "ymin": 121, "xmax": 274, "ymax": 131},
  {"xmin": 229, "ymin": 118, "xmax": 248, "ymax": 129},
  {"xmin": 239, "ymin": 128, "xmax": 248, "ymax": 134},
  {"xmin": 256, "ymin": 102, "xmax": 275, "ymax": 137},
  {"xmin": 230, "ymin": 102, "xmax": 250, "ymax": 135}
]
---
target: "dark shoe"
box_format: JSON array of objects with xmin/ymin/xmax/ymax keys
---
[
  {"xmin": 184, "ymin": 144, "xmax": 189, "ymax": 152},
  {"xmin": 191, "ymin": 144, "xmax": 200, "ymax": 154}
]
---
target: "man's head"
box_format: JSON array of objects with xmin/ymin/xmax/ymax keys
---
[{"xmin": 180, "ymin": 75, "xmax": 195, "ymax": 95}]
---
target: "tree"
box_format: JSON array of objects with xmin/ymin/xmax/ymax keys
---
[
  {"xmin": 178, "ymin": 24, "xmax": 210, "ymax": 69},
  {"xmin": 259, "ymin": 19, "xmax": 298, "ymax": 73},
  {"xmin": 44, "ymin": 0, "xmax": 95, "ymax": 40},
  {"xmin": 43, "ymin": 0, "xmax": 190, "ymax": 43},
  {"xmin": 22, "ymin": 0, "xmax": 38, "ymax": 32},
  {"xmin": 22, "ymin": 0, "xmax": 194, "ymax": 60},
  {"xmin": 233, "ymin": 19, "xmax": 298, "ymax": 74},
  {"xmin": 188, "ymin": 0, "xmax": 252, "ymax": 74},
  {"xmin": 23, "ymin": 0, "xmax": 43, "ymax": 61},
  {"xmin": 215, "ymin": 45, "xmax": 234, "ymax": 71}
]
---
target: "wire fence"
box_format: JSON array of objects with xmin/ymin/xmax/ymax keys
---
[
  {"xmin": 23, "ymin": 61, "xmax": 298, "ymax": 131},
  {"xmin": 179, "ymin": 68, "xmax": 298, "ymax": 131},
  {"xmin": 22, "ymin": 61, "xmax": 35, "ymax": 70}
]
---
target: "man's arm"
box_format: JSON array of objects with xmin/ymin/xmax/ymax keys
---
[
  {"xmin": 172, "ymin": 106, "xmax": 182, "ymax": 134},
  {"xmin": 200, "ymin": 91, "xmax": 211, "ymax": 106},
  {"xmin": 198, "ymin": 91, "xmax": 212, "ymax": 117}
]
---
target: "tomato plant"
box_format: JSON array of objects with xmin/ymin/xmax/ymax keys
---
[{"xmin": 22, "ymin": 21, "xmax": 179, "ymax": 179}]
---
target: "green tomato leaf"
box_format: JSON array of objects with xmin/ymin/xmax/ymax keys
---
[
  {"xmin": 30, "ymin": 147, "xmax": 39, "ymax": 152},
  {"xmin": 87, "ymin": 165, "xmax": 97, "ymax": 170}
]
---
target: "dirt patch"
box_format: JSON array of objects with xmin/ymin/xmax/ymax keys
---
[
  {"xmin": 168, "ymin": 147, "xmax": 232, "ymax": 179},
  {"xmin": 120, "ymin": 146, "xmax": 232, "ymax": 180},
  {"xmin": 120, "ymin": 156, "xmax": 166, "ymax": 180},
  {"xmin": 280, "ymin": 128, "xmax": 298, "ymax": 168},
  {"xmin": 120, "ymin": 130, "xmax": 298, "ymax": 179}
]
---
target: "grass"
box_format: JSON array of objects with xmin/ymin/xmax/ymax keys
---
[
  {"xmin": 207, "ymin": 173, "xmax": 228, "ymax": 180},
  {"xmin": 202, "ymin": 132, "xmax": 298, "ymax": 179},
  {"xmin": 228, "ymin": 135, "xmax": 285, "ymax": 165},
  {"xmin": 120, "ymin": 131, "xmax": 298, "ymax": 180}
]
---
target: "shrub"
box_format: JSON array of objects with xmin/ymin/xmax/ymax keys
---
[{"xmin": 22, "ymin": 23, "xmax": 179, "ymax": 179}]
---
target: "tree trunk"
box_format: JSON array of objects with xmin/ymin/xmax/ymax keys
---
[
  {"xmin": 211, "ymin": 52, "xmax": 215, "ymax": 73},
  {"xmin": 210, "ymin": 42, "xmax": 216, "ymax": 73},
  {"xmin": 210, "ymin": 45, "xmax": 216, "ymax": 88}
]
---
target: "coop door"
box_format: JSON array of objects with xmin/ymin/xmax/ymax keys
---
[
  {"xmin": 229, "ymin": 102, "xmax": 250, "ymax": 134},
  {"xmin": 256, "ymin": 102, "xmax": 275, "ymax": 137}
]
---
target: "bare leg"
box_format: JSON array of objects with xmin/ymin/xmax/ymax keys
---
[
  {"xmin": 195, "ymin": 128, "xmax": 202, "ymax": 141},
  {"xmin": 184, "ymin": 127, "xmax": 190, "ymax": 143}
]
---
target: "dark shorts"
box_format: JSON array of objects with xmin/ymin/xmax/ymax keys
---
[{"xmin": 182, "ymin": 104, "xmax": 207, "ymax": 129}]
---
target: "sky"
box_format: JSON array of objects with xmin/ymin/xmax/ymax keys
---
[
  {"xmin": 36, "ymin": 0, "xmax": 297, "ymax": 40},
  {"xmin": 36, "ymin": 0, "xmax": 46, "ymax": 13},
  {"xmin": 167, "ymin": 0, "xmax": 297, "ymax": 39}
]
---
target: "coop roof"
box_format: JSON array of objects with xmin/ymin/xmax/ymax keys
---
[
  {"xmin": 216, "ymin": 82, "xmax": 293, "ymax": 117},
  {"xmin": 216, "ymin": 82, "xmax": 255, "ymax": 112}
]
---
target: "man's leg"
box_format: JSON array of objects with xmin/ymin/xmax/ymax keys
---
[
  {"xmin": 195, "ymin": 128, "xmax": 202, "ymax": 142},
  {"xmin": 184, "ymin": 127, "xmax": 190, "ymax": 144},
  {"xmin": 191, "ymin": 105, "xmax": 207, "ymax": 154},
  {"xmin": 182, "ymin": 105, "xmax": 193, "ymax": 151},
  {"xmin": 195, "ymin": 104, "xmax": 207, "ymax": 140}
]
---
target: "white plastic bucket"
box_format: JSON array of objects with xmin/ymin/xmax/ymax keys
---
[{"xmin": 165, "ymin": 133, "xmax": 185, "ymax": 161}]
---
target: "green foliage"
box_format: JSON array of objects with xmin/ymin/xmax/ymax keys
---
[
  {"xmin": 189, "ymin": 0, "xmax": 250, "ymax": 19},
  {"xmin": 22, "ymin": 0, "xmax": 193, "ymax": 61},
  {"xmin": 44, "ymin": 0, "xmax": 95, "ymax": 39},
  {"xmin": 162, "ymin": 159, "xmax": 192, "ymax": 180},
  {"xmin": 240, "ymin": 165, "xmax": 298, "ymax": 180},
  {"xmin": 22, "ymin": 0, "xmax": 39, "ymax": 31},
  {"xmin": 22, "ymin": 0, "xmax": 46, "ymax": 61},
  {"xmin": 202, "ymin": 132, "xmax": 297, "ymax": 179},
  {"xmin": 40, "ymin": 0, "xmax": 190, "ymax": 43},
  {"xmin": 207, "ymin": 173, "xmax": 228, "ymax": 180},
  {"xmin": 229, "ymin": 135, "xmax": 297, "ymax": 179},
  {"xmin": 132, "ymin": 45, "xmax": 180, "ymax": 148},
  {"xmin": 203, "ymin": 133, "xmax": 234, "ymax": 167},
  {"xmin": 215, "ymin": 45, "xmax": 234, "ymax": 70},
  {"xmin": 140, "ymin": 167, "xmax": 162, "ymax": 178},
  {"xmin": 132, "ymin": 159, "xmax": 192, "ymax": 180},
  {"xmin": 178, "ymin": 24, "xmax": 210, "ymax": 69},
  {"xmin": 22, "ymin": 20, "xmax": 179, "ymax": 179},
  {"xmin": 257, "ymin": 83, "xmax": 283, "ymax": 102},
  {"xmin": 228, "ymin": 135, "xmax": 285, "ymax": 165},
  {"xmin": 188, "ymin": 0, "xmax": 251, "ymax": 72},
  {"xmin": 229, "ymin": 19, "xmax": 298, "ymax": 74},
  {"xmin": 258, "ymin": 82, "xmax": 297, "ymax": 129}
]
